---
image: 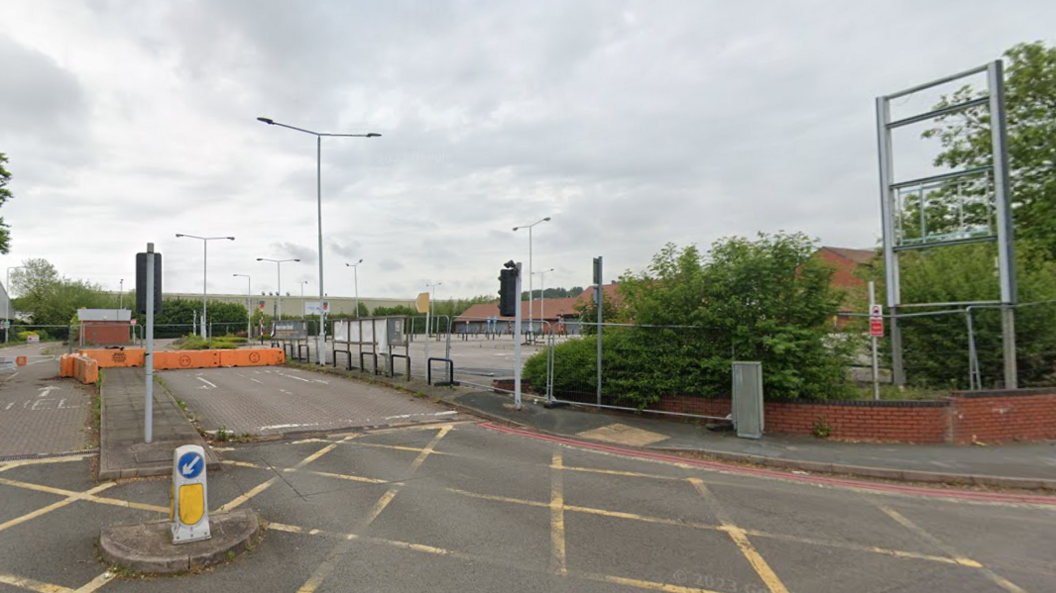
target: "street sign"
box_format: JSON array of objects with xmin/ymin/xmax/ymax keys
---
[
  {"xmin": 869, "ymin": 304, "xmax": 884, "ymax": 337},
  {"xmin": 259, "ymin": 300, "xmax": 265, "ymax": 310},
  {"xmin": 415, "ymin": 292, "xmax": 430, "ymax": 314},
  {"xmin": 130, "ymin": 318, "xmax": 137, "ymax": 326},
  {"xmin": 170, "ymin": 444, "xmax": 210, "ymax": 544},
  {"xmin": 178, "ymin": 450, "xmax": 204, "ymax": 480},
  {"xmin": 304, "ymin": 301, "xmax": 323, "ymax": 316}
]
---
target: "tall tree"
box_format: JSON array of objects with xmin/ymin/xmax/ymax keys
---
[
  {"xmin": 0, "ymin": 152, "xmax": 13, "ymax": 254},
  {"xmin": 921, "ymin": 42, "xmax": 1056, "ymax": 255},
  {"xmin": 11, "ymin": 259, "xmax": 113, "ymax": 326}
]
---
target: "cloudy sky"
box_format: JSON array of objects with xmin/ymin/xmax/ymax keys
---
[{"xmin": 1, "ymin": 1, "xmax": 1052, "ymax": 301}]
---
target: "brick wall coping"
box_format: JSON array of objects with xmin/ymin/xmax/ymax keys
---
[
  {"xmin": 670, "ymin": 394, "xmax": 949, "ymax": 408},
  {"xmin": 951, "ymin": 388, "xmax": 1056, "ymax": 399}
]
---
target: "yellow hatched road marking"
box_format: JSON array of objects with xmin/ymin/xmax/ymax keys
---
[
  {"xmin": 222, "ymin": 459, "xmax": 387, "ymax": 484},
  {"xmin": 875, "ymin": 502, "xmax": 1026, "ymax": 593},
  {"xmin": 219, "ymin": 441, "xmax": 340, "ymax": 511},
  {"xmin": 0, "ymin": 483, "xmax": 115, "ymax": 534},
  {"xmin": 0, "ymin": 477, "xmax": 168, "ymax": 514},
  {"xmin": 689, "ymin": 478, "xmax": 790, "ymax": 593},
  {"xmin": 0, "ymin": 455, "xmax": 91, "ymax": 474},
  {"xmin": 0, "ymin": 573, "xmax": 73, "ymax": 593},
  {"xmin": 296, "ymin": 425, "xmax": 451, "ymax": 593},
  {"xmin": 73, "ymin": 572, "xmax": 113, "ymax": 593},
  {"xmin": 550, "ymin": 450, "xmax": 567, "ymax": 576},
  {"xmin": 578, "ymin": 571, "xmax": 723, "ymax": 593}
]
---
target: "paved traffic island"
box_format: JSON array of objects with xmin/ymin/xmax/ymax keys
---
[{"xmin": 100, "ymin": 509, "xmax": 260, "ymax": 574}]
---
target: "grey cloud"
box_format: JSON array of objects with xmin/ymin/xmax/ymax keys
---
[{"xmin": 268, "ymin": 242, "xmax": 317, "ymax": 264}]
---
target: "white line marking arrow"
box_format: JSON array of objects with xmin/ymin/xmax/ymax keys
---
[
  {"xmin": 38, "ymin": 385, "xmax": 59, "ymax": 397},
  {"xmin": 181, "ymin": 456, "xmax": 200, "ymax": 476},
  {"xmin": 197, "ymin": 377, "xmax": 218, "ymax": 389}
]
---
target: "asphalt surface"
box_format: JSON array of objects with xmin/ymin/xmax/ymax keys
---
[
  {"xmin": 0, "ymin": 342, "xmax": 92, "ymax": 460},
  {"xmin": 330, "ymin": 334, "xmax": 550, "ymax": 386},
  {"xmin": 1, "ymin": 420, "xmax": 1054, "ymax": 593},
  {"xmin": 159, "ymin": 366, "xmax": 460, "ymax": 436}
]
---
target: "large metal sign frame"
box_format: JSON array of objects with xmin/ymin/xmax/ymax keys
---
[
  {"xmin": 876, "ymin": 60, "xmax": 1017, "ymax": 388},
  {"xmin": 332, "ymin": 316, "xmax": 410, "ymax": 377}
]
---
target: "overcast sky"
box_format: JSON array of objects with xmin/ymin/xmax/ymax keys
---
[{"xmin": 1, "ymin": 1, "xmax": 1052, "ymax": 301}]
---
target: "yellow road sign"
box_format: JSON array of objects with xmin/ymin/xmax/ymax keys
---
[{"xmin": 416, "ymin": 292, "xmax": 430, "ymax": 314}]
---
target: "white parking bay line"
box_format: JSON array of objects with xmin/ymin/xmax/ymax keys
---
[
  {"xmin": 197, "ymin": 377, "xmax": 218, "ymax": 389},
  {"xmin": 278, "ymin": 372, "xmax": 312, "ymax": 383}
]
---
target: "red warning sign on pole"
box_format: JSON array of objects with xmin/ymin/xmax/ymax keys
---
[{"xmin": 869, "ymin": 304, "xmax": 884, "ymax": 337}]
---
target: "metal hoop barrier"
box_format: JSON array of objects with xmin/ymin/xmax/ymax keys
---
[
  {"xmin": 389, "ymin": 353, "xmax": 412, "ymax": 379},
  {"xmin": 360, "ymin": 351, "xmax": 379, "ymax": 375},
  {"xmin": 427, "ymin": 357, "xmax": 457, "ymax": 386}
]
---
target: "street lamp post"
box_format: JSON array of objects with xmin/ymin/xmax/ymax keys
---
[
  {"xmin": 176, "ymin": 234, "xmax": 235, "ymax": 341},
  {"xmin": 533, "ymin": 268, "xmax": 554, "ymax": 335},
  {"xmin": 426, "ymin": 282, "xmax": 442, "ymax": 338},
  {"xmin": 513, "ymin": 216, "xmax": 551, "ymax": 341},
  {"xmin": 257, "ymin": 116, "xmax": 380, "ymax": 365},
  {"xmin": 5, "ymin": 266, "xmax": 24, "ymax": 343},
  {"xmin": 299, "ymin": 280, "xmax": 308, "ymax": 298},
  {"xmin": 345, "ymin": 260, "xmax": 363, "ymax": 318},
  {"xmin": 257, "ymin": 258, "xmax": 300, "ymax": 320},
  {"xmin": 233, "ymin": 274, "xmax": 251, "ymax": 337}
]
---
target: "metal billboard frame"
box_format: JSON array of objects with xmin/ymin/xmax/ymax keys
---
[{"xmin": 876, "ymin": 60, "xmax": 1017, "ymax": 388}]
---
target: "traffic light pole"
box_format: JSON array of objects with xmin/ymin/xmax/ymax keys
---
[{"xmin": 514, "ymin": 262, "xmax": 523, "ymax": 411}]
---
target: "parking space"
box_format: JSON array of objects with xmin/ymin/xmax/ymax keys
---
[
  {"xmin": 0, "ymin": 349, "xmax": 92, "ymax": 459},
  {"xmin": 158, "ymin": 366, "xmax": 462, "ymax": 436},
  {"xmin": 0, "ymin": 422, "xmax": 1053, "ymax": 593}
]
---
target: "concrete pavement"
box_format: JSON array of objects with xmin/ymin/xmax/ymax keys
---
[
  {"xmin": 0, "ymin": 342, "xmax": 92, "ymax": 460},
  {"xmin": 2, "ymin": 421, "xmax": 1055, "ymax": 592},
  {"xmin": 442, "ymin": 389, "xmax": 1056, "ymax": 490}
]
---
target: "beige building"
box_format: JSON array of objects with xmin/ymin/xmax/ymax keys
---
[{"xmin": 157, "ymin": 293, "xmax": 415, "ymax": 317}]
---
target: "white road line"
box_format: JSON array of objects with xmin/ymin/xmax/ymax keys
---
[
  {"xmin": 196, "ymin": 377, "xmax": 218, "ymax": 389},
  {"xmin": 278, "ymin": 372, "xmax": 311, "ymax": 383}
]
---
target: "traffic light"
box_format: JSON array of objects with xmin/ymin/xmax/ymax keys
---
[
  {"xmin": 136, "ymin": 251, "xmax": 163, "ymax": 314},
  {"xmin": 499, "ymin": 263, "xmax": 519, "ymax": 317}
]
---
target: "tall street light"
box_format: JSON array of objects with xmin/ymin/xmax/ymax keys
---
[
  {"xmin": 299, "ymin": 280, "xmax": 308, "ymax": 298},
  {"xmin": 513, "ymin": 216, "xmax": 551, "ymax": 341},
  {"xmin": 5, "ymin": 266, "xmax": 23, "ymax": 343},
  {"xmin": 257, "ymin": 116, "xmax": 381, "ymax": 365},
  {"xmin": 345, "ymin": 259, "xmax": 363, "ymax": 318},
  {"xmin": 533, "ymin": 268, "xmax": 554, "ymax": 335},
  {"xmin": 176, "ymin": 233, "xmax": 235, "ymax": 340},
  {"xmin": 257, "ymin": 257, "xmax": 300, "ymax": 320},
  {"xmin": 233, "ymin": 273, "xmax": 251, "ymax": 337},
  {"xmin": 426, "ymin": 282, "xmax": 442, "ymax": 338}
]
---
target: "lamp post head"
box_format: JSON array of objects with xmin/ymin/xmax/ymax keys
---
[
  {"xmin": 257, "ymin": 117, "xmax": 274, "ymax": 125},
  {"xmin": 512, "ymin": 227, "xmax": 519, "ymax": 231},
  {"xmin": 293, "ymin": 258, "xmax": 301, "ymax": 262},
  {"xmin": 175, "ymin": 233, "xmax": 184, "ymax": 238},
  {"xmin": 543, "ymin": 217, "xmax": 551, "ymax": 222},
  {"xmin": 256, "ymin": 258, "xmax": 264, "ymax": 261},
  {"xmin": 366, "ymin": 133, "xmax": 381, "ymax": 138},
  {"xmin": 226, "ymin": 237, "xmax": 235, "ymax": 241}
]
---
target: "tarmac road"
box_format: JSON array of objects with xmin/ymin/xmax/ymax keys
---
[{"xmin": 0, "ymin": 420, "xmax": 1053, "ymax": 593}]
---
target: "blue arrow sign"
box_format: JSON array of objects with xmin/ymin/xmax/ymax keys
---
[{"xmin": 178, "ymin": 451, "xmax": 204, "ymax": 479}]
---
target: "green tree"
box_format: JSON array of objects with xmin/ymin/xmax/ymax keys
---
[
  {"xmin": 0, "ymin": 152, "xmax": 13, "ymax": 253},
  {"xmin": 921, "ymin": 42, "xmax": 1056, "ymax": 255},
  {"xmin": 525, "ymin": 233, "xmax": 854, "ymax": 403},
  {"xmin": 11, "ymin": 259, "xmax": 113, "ymax": 327},
  {"xmin": 867, "ymin": 242, "xmax": 1056, "ymax": 388}
]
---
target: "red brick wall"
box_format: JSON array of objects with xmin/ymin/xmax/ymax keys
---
[
  {"xmin": 658, "ymin": 396, "xmax": 949, "ymax": 443},
  {"xmin": 500, "ymin": 383, "xmax": 1056, "ymax": 444},
  {"xmin": 764, "ymin": 401, "xmax": 949, "ymax": 443},
  {"xmin": 951, "ymin": 390, "xmax": 1056, "ymax": 443},
  {"xmin": 659, "ymin": 391, "xmax": 1056, "ymax": 443},
  {"xmin": 83, "ymin": 321, "xmax": 131, "ymax": 346}
]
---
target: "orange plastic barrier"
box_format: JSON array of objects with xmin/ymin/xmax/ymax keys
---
[
  {"xmin": 218, "ymin": 348, "xmax": 285, "ymax": 367},
  {"xmin": 59, "ymin": 354, "xmax": 72, "ymax": 377},
  {"xmin": 78, "ymin": 348, "xmax": 145, "ymax": 368},
  {"xmin": 69, "ymin": 354, "xmax": 98, "ymax": 384}
]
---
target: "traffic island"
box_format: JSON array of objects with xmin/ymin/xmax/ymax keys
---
[{"xmin": 99, "ymin": 509, "xmax": 260, "ymax": 574}]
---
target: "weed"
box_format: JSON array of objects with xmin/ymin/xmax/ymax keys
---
[
  {"xmin": 216, "ymin": 425, "xmax": 230, "ymax": 442},
  {"xmin": 812, "ymin": 417, "xmax": 832, "ymax": 439}
]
